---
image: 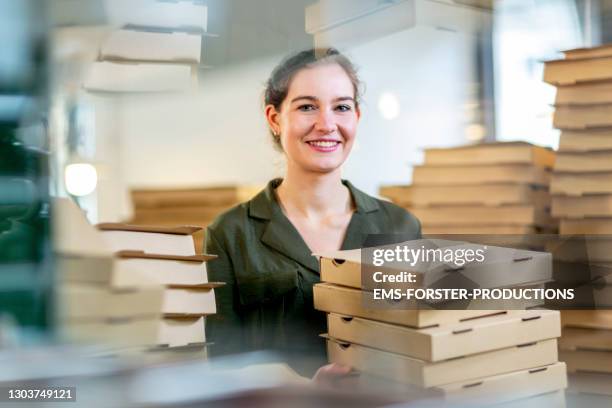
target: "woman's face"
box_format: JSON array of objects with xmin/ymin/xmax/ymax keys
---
[{"xmin": 267, "ymin": 63, "xmax": 360, "ymax": 174}]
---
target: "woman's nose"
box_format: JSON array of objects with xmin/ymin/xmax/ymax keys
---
[{"xmin": 314, "ymin": 109, "xmax": 337, "ymax": 134}]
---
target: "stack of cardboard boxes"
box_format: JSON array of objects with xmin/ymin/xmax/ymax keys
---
[
  {"xmin": 54, "ymin": 198, "xmax": 220, "ymax": 352},
  {"xmin": 128, "ymin": 186, "xmax": 259, "ymax": 252},
  {"xmin": 312, "ymin": 245, "xmax": 567, "ymax": 406},
  {"xmin": 380, "ymin": 142, "xmax": 556, "ymax": 236},
  {"xmin": 84, "ymin": 1, "xmax": 208, "ymax": 92},
  {"xmin": 544, "ymin": 44, "xmax": 612, "ymax": 399}
]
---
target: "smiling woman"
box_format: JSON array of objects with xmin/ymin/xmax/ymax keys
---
[{"xmin": 204, "ymin": 48, "xmax": 421, "ymax": 378}]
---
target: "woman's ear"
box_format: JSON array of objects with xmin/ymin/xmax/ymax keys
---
[
  {"xmin": 355, "ymin": 105, "xmax": 361, "ymax": 121},
  {"xmin": 265, "ymin": 104, "xmax": 281, "ymax": 135}
]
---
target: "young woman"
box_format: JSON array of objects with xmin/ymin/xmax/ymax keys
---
[{"xmin": 205, "ymin": 48, "xmax": 421, "ymax": 377}]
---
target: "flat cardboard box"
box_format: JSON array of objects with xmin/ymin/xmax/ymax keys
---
[
  {"xmin": 558, "ymin": 129, "xmax": 612, "ymax": 152},
  {"xmin": 552, "ymin": 194, "xmax": 612, "ymax": 218},
  {"xmin": 97, "ymin": 223, "xmax": 202, "ymax": 256},
  {"xmin": 326, "ymin": 336, "xmax": 558, "ymax": 387},
  {"xmin": 113, "ymin": 251, "xmax": 216, "ymax": 287},
  {"xmin": 163, "ymin": 284, "xmax": 218, "ymax": 316},
  {"xmin": 560, "ymin": 327, "xmax": 612, "ymax": 351},
  {"xmin": 104, "ymin": 0, "xmax": 208, "ymax": 32},
  {"xmin": 423, "ymin": 142, "xmax": 555, "ymax": 168},
  {"xmin": 567, "ymin": 371, "xmax": 612, "ymax": 396},
  {"xmin": 158, "ymin": 316, "xmax": 205, "ymax": 347},
  {"xmin": 412, "ymin": 164, "xmax": 551, "ymax": 186},
  {"xmin": 56, "ymin": 254, "xmax": 116, "ymax": 285},
  {"xmin": 337, "ymin": 362, "xmax": 566, "ymax": 406},
  {"xmin": 327, "ymin": 309, "xmax": 560, "ymax": 361},
  {"xmin": 386, "ymin": 184, "xmax": 550, "ymax": 207},
  {"xmin": 317, "ymin": 241, "xmax": 552, "ymax": 291},
  {"xmin": 562, "ymin": 310, "xmax": 612, "ymax": 330},
  {"xmin": 555, "ymin": 151, "xmax": 612, "ymax": 173},
  {"xmin": 100, "ymin": 30, "xmax": 202, "ymax": 63},
  {"xmin": 84, "ymin": 61, "xmax": 195, "ymax": 93},
  {"xmin": 560, "ymin": 218, "xmax": 612, "ymax": 234},
  {"xmin": 378, "ymin": 185, "xmax": 412, "ymax": 206},
  {"xmin": 61, "ymin": 317, "xmax": 161, "ymax": 348},
  {"xmin": 560, "ymin": 349, "xmax": 612, "ymax": 373},
  {"xmin": 314, "ymin": 283, "xmax": 504, "ymax": 328},
  {"xmin": 563, "ymin": 44, "xmax": 612, "ymax": 60},
  {"xmin": 58, "ymin": 284, "xmax": 164, "ymax": 321},
  {"xmin": 543, "ymin": 56, "xmax": 612, "ymax": 85},
  {"xmin": 553, "ymin": 104, "xmax": 612, "ymax": 129},
  {"xmin": 131, "ymin": 185, "xmax": 260, "ymax": 208},
  {"xmin": 555, "ymin": 80, "xmax": 612, "ymax": 105},
  {"xmin": 409, "ymin": 204, "xmax": 555, "ymax": 228},
  {"xmin": 129, "ymin": 205, "xmax": 233, "ymax": 225},
  {"xmin": 551, "ymin": 172, "xmax": 612, "ymax": 195}
]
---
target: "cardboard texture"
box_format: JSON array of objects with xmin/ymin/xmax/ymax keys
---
[
  {"xmin": 552, "ymin": 194, "xmax": 612, "ymax": 218},
  {"xmin": 558, "ymin": 130, "xmax": 612, "ymax": 152},
  {"xmin": 560, "ymin": 349, "xmax": 612, "ymax": 373},
  {"xmin": 543, "ymin": 56, "xmax": 612, "ymax": 85},
  {"xmin": 412, "ymin": 164, "xmax": 550, "ymax": 186},
  {"xmin": 378, "ymin": 185, "xmax": 412, "ymax": 206},
  {"xmin": 313, "ymin": 283, "xmax": 503, "ymax": 328},
  {"xmin": 317, "ymin": 243, "xmax": 552, "ymax": 290},
  {"xmin": 555, "ymin": 151, "xmax": 612, "ymax": 173},
  {"xmin": 560, "ymin": 218, "xmax": 612, "ymax": 234},
  {"xmin": 62, "ymin": 317, "xmax": 162, "ymax": 348},
  {"xmin": 97, "ymin": 224, "xmax": 199, "ymax": 256},
  {"xmin": 385, "ymin": 184, "xmax": 550, "ymax": 207},
  {"xmin": 551, "ymin": 172, "xmax": 612, "ymax": 195},
  {"xmin": 129, "ymin": 205, "xmax": 233, "ymax": 224},
  {"xmin": 112, "ymin": 255, "xmax": 210, "ymax": 287},
  {"xmin": 555, "ymin": 80, "xmax": 612, "ymax": 105},
  {"xmin": 567, "ymin": 372, "xmax": 612, "ymax": 396},
  {"xmin": 101, "ymin": 30, "xmax": 202, "ymax": 63},
  {"xmin": 423, "ymin": 142, "xmax": 555, "ymax": 168},
  {"xmin": 326, "ymin": 309, "xmax": 560, "ymax": 361},
  {"xmin": 563, "ymin": 44, "xmax": 612, "ymax": 60},
  {"xmin": 58, "ymin": 284, "xmax": 164, "ymax": 321},
  {"xmin": 131, "ymin": 186, "xmax": 260, "ymax": 208},
  {"xmin": 559, "ymin": 327, "xmax": 612, "ymax": 351},
  {"xmin": 326, "ymin": 336, "xmax": 558, "ymax": 387},
  {"xmin": 84, "ymin": 61, "xmax": 194, "ymax": 93},
  {"xmin": 553, "ymin": 104, "xmax": 612, "ymax": 129},
  {"xmin": 561, "ymin": 310, "xmax": 612, "ymax": 330},
  {"xmin": 409, "ymin": 204, "xmax": 555, "ymax": 228},
  {"xmin": 163, "ymin": 285, "xmax": 216, "ymax": 316},
  {"xmin": 158, "ymin": 316, "xmax": 205, "ymax": 347}
]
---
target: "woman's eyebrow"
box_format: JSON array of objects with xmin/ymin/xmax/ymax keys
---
[{"xmin": 290, "ymin": 96, "xmax": 355, "ymax": 103}]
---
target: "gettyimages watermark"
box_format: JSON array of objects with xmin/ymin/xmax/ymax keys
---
[{"xmin": 356, "ymin": 234, "xmax": 612, "ymax": 310}]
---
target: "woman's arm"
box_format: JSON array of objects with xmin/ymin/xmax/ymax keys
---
[{"xmin": 205, "ymin": 227, "xmax": 245, "ymax": 357}]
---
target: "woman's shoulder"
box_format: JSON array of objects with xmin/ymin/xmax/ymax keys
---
[
  {"xmin": 374, "ymin": 196, "xmax": 421, "ymax": 232},
  {"xmin": 207, "ymin": 201, "xmax": 250, "ymax": 237}
]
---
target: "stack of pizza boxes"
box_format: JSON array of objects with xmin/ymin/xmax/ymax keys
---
[
  {"xmin": 313, "ymin": 240, "xmax": 567, "ymax": 406},
  {"xmin": 380, "ymin": 142, "xmax": 557, "ymax": 239},
  {"xmin": 54, "ymin": 198, "xmax": 221, "ymax": 352},
  {"xmin": 543, "ymin": 43, "xmax": 612, "ymax": 400}
]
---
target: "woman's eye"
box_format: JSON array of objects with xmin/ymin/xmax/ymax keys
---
[
  {"xmin": 335, "ymin": 104, "xmax": 352, "ymax": 112},
  {"xmin": 298, "ymin": 104, "xmax": 316, "ymax": 112}
]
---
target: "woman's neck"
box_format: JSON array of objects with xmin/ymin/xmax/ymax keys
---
[{"xmin": 276, "ymin": 166, "xmax": 353, "ymax": 219}]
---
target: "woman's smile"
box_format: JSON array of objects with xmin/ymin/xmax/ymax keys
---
[{"xmin": 305, "ymin": 139, "xmax": 342, "ymax": 153}]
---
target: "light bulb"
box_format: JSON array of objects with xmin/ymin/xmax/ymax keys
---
[{"xmin": 65, "ymin": 163, "xmax": 98, "ymax": 196}]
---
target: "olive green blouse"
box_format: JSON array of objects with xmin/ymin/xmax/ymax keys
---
[{"xmin": 205, "ymin": 178, "xmax": 421, "ymax": 375}]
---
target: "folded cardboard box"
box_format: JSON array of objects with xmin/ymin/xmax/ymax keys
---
[
  {"xmin": 104, "ymin": 0, "xmax": 208, "ymax": 32},
  {"xmin": 61, "ymin": 316, "xmax": 162, "ymax": 348},
  {"xmin": 314, "ymin": 283, "xmax": 504, "ymax": 328},
  {"xmin": 423, "ymin": 142, "xmax": 555, "ymax": 168},
  {"xmin": 558, "ymin": 129, "xmax": 612, "ymax": 152},
  {"xmin": 543, "ymin": 55, "xmax": 612, "ymax": 85},
  {"xmin": 131, "ymin": 185, "xmax": 260, "ymax": 209},
  {"xmin": 560, "ymin": 218, "xmax": 612, "ymax": 234},
  {"xmin": 326, "ymin": 336, "xmax": 558, "ymax": 387},
  {"xmin": 101, "ymin": 30, "xmax": 202, "ymax": 63},
  {"xmin": 560, "ymin": 349, "xmax": 612, "ymax": 373},
  {"xmin": 560, "ymin": 327, "xmax": 612, "ymax": 351},
  {"xmin": 555, "ymin": 151, "xmax": 612, "ymax": 173},
  {"xmin": 552, "ymin": 194, "xmax": 612, "ymax": 218},
  {"xmin": 163, "ymin": 284, "xmax": 220, "ymax": 316},
  {"xmin": 97, "ymin": 223, "xmax": 202, "ymax": 256},
  {"xmin": 412, "ymin": 164, "xmax": 551, "ymax": 186},
  {"xmin": 129, "ymin": 205, "xmax": 233, "ymax": 225},
  {"xmin": 555, "ymin": 80, "xmax": 612, "ymax": 105},
  {"xmin": 553, "ymin": 104, "xmax": 612, "ymax": 130},
  {"xmin": 158, "ymin": 316, "xmax": 206, "ymax": 347},
  {"xmin": 551, "ymin": 172, "xmax": 612, "ymax": 195},
  {"xmin": 327, "ymin": 309, "xmax": 560, "ymax": 361},
  {"xmin": 562, "ymin": 44, "xmax": 612, "ymax": 60},
  {"xmin": 385, "ymin": 184, "xmax": 550, "ymax": 207},
  {"xmin": 561, "ymin": 310, "xmax": 612, "ymax": 330}
]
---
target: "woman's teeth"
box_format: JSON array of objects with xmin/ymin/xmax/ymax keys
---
[{"xmin": 308, "ymin": 141, "xmax": 339, "ymax": 147}]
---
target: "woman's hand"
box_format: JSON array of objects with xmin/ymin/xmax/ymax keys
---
[{"xmin": 312, "ymin": 363, "xmax": 356, "ymax": 388}]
